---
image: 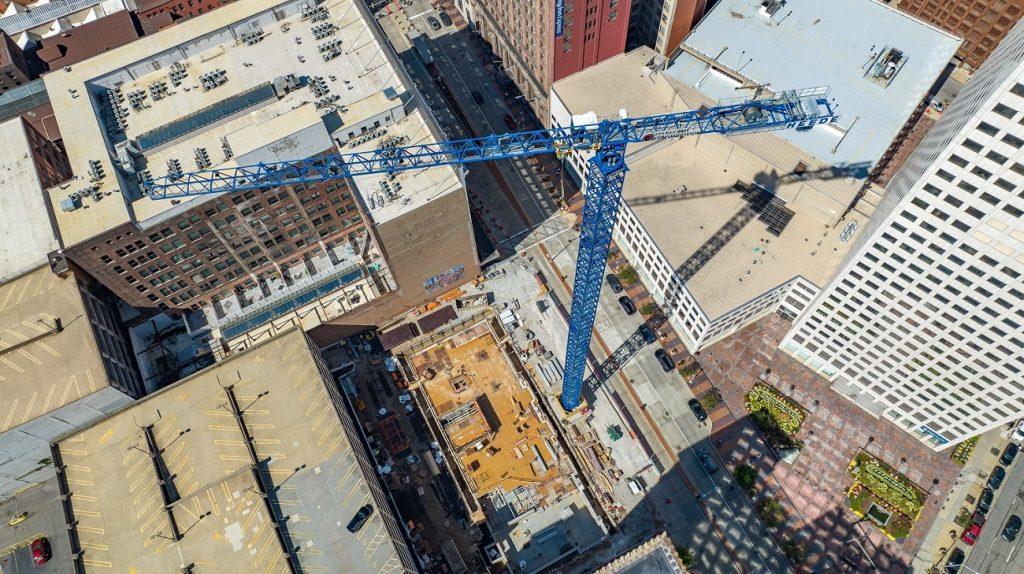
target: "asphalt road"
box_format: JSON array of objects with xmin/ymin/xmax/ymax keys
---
[
  {"xmin": 534, "ymin": 230, "xmax": 792, "ymax": 574},
  {"xmin": 964, "ymin": 459, "xmax": 1024, "ymax": 573}
]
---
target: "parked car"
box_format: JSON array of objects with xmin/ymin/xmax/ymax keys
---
[
  {"xmin": 346, "ymin": 504, "xmax": 375, "ymax": 533},
  {"xmin": 1012, "ymin": 420, "xmax": 1024, "ymax": 443},
  {"xmin": 989, "ymin": 465, "xmax": 1007, "ymax": 490},
  {"xmin": 618, "ymin": 296, "xmax": 636, "ymax": 315},
  {"xmin": 655, "ymin": 349, "xmax": 674, "ymax": 372},
  {"xmin": 471, "ymin": 90, "xmax": 485, "ymax": 105},
  {"xmin": 970, "ymin": 510, "xmax": 986, "ymax": 526},
  {"xmin": 961, "ymin": 522, "xmax": 982, "ymax": 545},
  {"xmin": 638, "ymin": 324, "xmax": 656, "ymax": 344},
  {"xmin": 503, "ymin": 114, "xmax": 517, "ymax": 130},
  {"xmin": 438, "ymin": 10, "xmax": 453, "ymax": 26},
  {"xmin": 427, "ymin": 16, "xmax": 441, "ymax": 31},
  {"xmin": 696, "ymin": 448, "xmax": 718, "ymax": 474},
  {"xmin": 688, "ymin": 398, "xmax": 708, "ymax": 422},
  {"xmin": 606, "ymin": 273, "xmax": 623, "ymax": 293},
  {"xmin": 1004, "ymin": 515, "xmax": 1022, "ymax": 542},
  {"xmin": 30, "ymin": 537, "xmax": 50, "ymax": 566},
  {"xmin": 1001, "ymin": 442, "xmax": 1019, "ymax": 466},
  {"xmin": 977, "ymin": 487, "xmax": 994, "ymax": 514},
  {"xmin": 945, "ymin": 547, "xmax": 965, "ymax": 573}
]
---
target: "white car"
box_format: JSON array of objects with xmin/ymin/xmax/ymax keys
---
[{"xmin": 1012, "ymin": 420, "xmax": 1024, "ymax": 444}]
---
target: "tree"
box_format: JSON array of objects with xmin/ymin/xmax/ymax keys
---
[
  {"xmin": 679, "ymin": 362, "xmax": 700, "ymax": 379},
  {"xmin": 640, "ymin": 302, "xmax": 657, "ymax": 316},
  {"xmin": 756, "ymin": 496, "xmax": 788, "ymax": 529},
  {"xmin": 780, "ymin": 538, "xmax": 808, "ymax": 564},
  {"xmin": 675, "ymin": 545, "xmax": 696, "ymax": 567},
  {"xmin": 618, "ymin": 265, "xmax": 639, "ymax": 285},
  {"xmin": 733, "ymin": 463, "xmax": 758, "ymax": 494},
  {"xmin": 699, "ymin": 388, "xmax": 722, "ymax": 410}
]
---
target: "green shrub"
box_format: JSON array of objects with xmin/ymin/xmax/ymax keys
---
[
  {"xmin": 849, "ymin": 453, "xmax": 925, "ymax": 519},
  {"xmin": 679, "ymin": 362, "xmax": 700, "ymax": 379},
  {"xmin": 951, "ymin": 436, "xmax": 979, "ymax": 465},
  {"xmin": 953, "ymin": 507, "xmax": 971, "ymax": 528},
  {"xmin": 744, "ymin": 383, "xmax": 807, "ymax": 436},
  {"xmin": 733, "ymin": 463, "xmax": 758, "ymax": 493},
  {"xmin": 756, "ymin": 496, "xmax": 788, "ymax": 529},
  {"xmin": 640, "ymin": 302, "xmax": 657, "ymax": 316},
  {"xmin": 780, "ymin": 539, "xmax": 808, "ymax": 564},
  {"xmin": 618, "ymin": 265, "xmax": 638, "ymax": 285},
  {"xmin": 675, "ymin": 545, "xmax": 696, "ymax": 567},
  {"xmin": 699, "ymin": 388, "xmax": 722, "ymax": 410}
]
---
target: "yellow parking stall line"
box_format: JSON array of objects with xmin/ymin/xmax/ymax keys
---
[
  {"xmin": 309, "ymin": 403, "xmax": 331, "ymax": 431},
  {"xmin": 74, "ymin": 509, "xmax": 101, "ymax": 518},
  {"xmin": 218, "ymin": 455, "xmax": 251, "ymax": 462},
  {"xmin": 60, "ymin": 447, "xmax": 88, "ymax": 456},
  {"xmin": 65, "ymin": 464, "xmax": 91, "ymax": 473},
  {"xmin": 34, "ymin": 340, "xmax": 59, "ymax": 357},
  {"xmin": 316, "ymin": 427, "xmax": 332, "ymax": 447},
  {"xmin": 82, "ymin": 559, "xmax": 112, "ymax": 568},
  {"xmin": 206, "ymin": 489, "xmax": 220, "ymax": 516},
  {"xmin": 14, "ymin": 279, "xmax": 30, "ymax": 304},
  {"xmin": 163, "ymin": 440, "xmax": 188, "ymax": 468},
  {"xmin": 208, "ymin": 424, "xmax": 239, "ymax": 432},
  {"xmin": 17, "ymin": 350, "xmax": 41, "ymax": 366},
  {"xmin": 253, "ymin": 526, "xmax": 278, "ymax": 566},
  {"xmin": 124, "ymin": 455, "xmax": 149, "ymax": 480},
  {"xmin": 135, "ymin": 497, "xmax": 158, "ymax": 520},
  {"xmin": 322, "ymin": 436, "xmax": 344, "ymax": 460},
  {"xmin": 357, "ymin": 520, "xmax": 382, "ymax": 543},
  {"xmin": 66, "ymin": 478, "xmax": 94, "ymax": 487},
  {"xmin": 298, "ymin": 381, "xmax": 319, "ymax": 402},
  {"xmin": 213, "ymin": 439, "xmax": 246, "ymax": 446},
  {"xmin": 40, "ymin": 382, "xmax": 58, "ymax": 414},
  {"xmin": 59, "ymin": 375, "xmax": 78, "ymax": 408},
  {"xmin": 138, "ymin": 508, "xmax": 165, "ymax": 534},
  {"xmin": 304, "ymin": 395, "xmax": 325, "ymax": 417},
  {"xmin": 0, "ymin": 532, "xmax": 44, "ymax": 556},
  {"xmin": 19, "ymin": 392, "xmax": 38, "ymax": 424},
  {"xmin": 76, "ymin": 525, "xmax": 105, "ymax": 535},
  {"xmin": 262, "ymin": 553, "xmax": 284, "ymax": 574},
  {"xmin": 78, "ymin": 542, "xmax": 109, "ymax": 551},
  {"xmin": 176, "ymin": 500, "xmax": 199, "ymax": 521},
  {"xmin": 254, "ymin": 438, "xmax": 281, "ymax": 445},
  {"xmin": 2, "ymin": 399, "xmax": 20, "ymax": 431},
  {"xmin": 74, "ymin": 495, "xmax": 98, "ymax": 503},
  {"xmin": 130, "ymin": 471, "xmax": 155, "ymax": 496},
  {"xmin": 202, "ymin": 410, "xmax": 234, "ymax": 417}
]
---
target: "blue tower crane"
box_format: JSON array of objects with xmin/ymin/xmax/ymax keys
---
[{"xmin": 143, "ymin": 88, "xmax": 838, "ymax": 412}]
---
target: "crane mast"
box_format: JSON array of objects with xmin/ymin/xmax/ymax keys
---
[{"xmin": 142, "ymin": 87, "xmax": 838, "ymax": 411}]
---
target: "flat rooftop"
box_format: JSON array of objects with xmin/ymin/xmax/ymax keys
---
[
  {"xmin": 348, "ymin": 108, "xmax": 463, "ymax": 225},
  {"xmin": 0, "ymin": 118, "xmax": 60, "ymax": 281},
  {"xmin": 0, "ymin": 266, "xmax": 111, "ymax": 429},
  {"xmin": 554, "ymin": 49, "xmax": 864, "ymax": 318},
  {"xmin": 43, "ymin": 0, "xmax": 456, "ymax": 245},
  {"xmin": 666, "ymin": 0, "xmax": 960, "ymax": 169},
  {"xmin": 54, "ymin": 327, "xmax": 408, "ymax": 573},
  {"xmin": 594, "ymin": 532, "xmax": 687, "ymax": 574}
]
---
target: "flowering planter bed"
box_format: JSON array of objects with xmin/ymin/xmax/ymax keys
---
[
  {"xmin": 846, "ymin": 453, "xmax": 926, "ymax": 541},
  {"xmin": 743, "ymin": 383, "xmax": 807, "ymax": 451}
]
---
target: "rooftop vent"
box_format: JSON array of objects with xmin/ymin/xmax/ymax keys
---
[
  {"xmin": 865, "ymin": 46, "xmax": 906, "ymax": 88},
  {"xmin": 759, "ymin": 0, "xmax": 786, "ymax": 18}
]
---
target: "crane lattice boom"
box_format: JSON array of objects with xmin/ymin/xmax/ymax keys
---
[{"xmin": 141, "ymin": 87, "xmax": 839, "ymax": 411}]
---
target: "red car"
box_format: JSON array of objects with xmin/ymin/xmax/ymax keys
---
[
  {"xmin": 961, "ymin": 523, "xmax": 982, "ymax": 545},
  {"xmin": 31, "ymin": 537, "xmax": 51, "ymax": 565}
]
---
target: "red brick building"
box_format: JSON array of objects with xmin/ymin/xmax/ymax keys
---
[
  {"xmin": 471, "ymin": 0, "xmax": 633, "ymax": 120},
  {"xmin": 37, "ymin": 12, "xmax": 142, "ymax": 70},
  {"xmin": 897, "ymin": 0, "xmax": 1024, "ymax": 70},
  {"xmin": 0, "ymin": 31, "xmax": 31, "ymax": 93},
  {"xmin": 65, "ymin": 172, "xmax": 367, "ymax": 311},
  {"xmin": 135, "ymin": 0, "xmax": 238, "ymax": 35}
]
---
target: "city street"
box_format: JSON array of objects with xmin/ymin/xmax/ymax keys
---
[
  {"xmin": 370, "ymin": 2, "xmax": 792, "ymax": 571},
  {"xmin": 532, "ymin": 230, "xmax": 792, "ymax": 574},
  {"xmin": 964, "ymin": 461, "xmax": 1024, "ymax": 573}
]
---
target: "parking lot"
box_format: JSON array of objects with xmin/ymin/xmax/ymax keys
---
[{"xmin": 0, "ymin": 479, "xmax": 67, "ymax": 572}]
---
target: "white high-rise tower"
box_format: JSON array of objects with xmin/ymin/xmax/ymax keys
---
[{"xmin": 781, "ymin": 19, "xmax": 1024, "ymax": 450}]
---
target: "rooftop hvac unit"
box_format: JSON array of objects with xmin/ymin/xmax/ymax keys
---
[{"xmin": 760, "ymin": 0, "xmax": 786, "ymax": 17}]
